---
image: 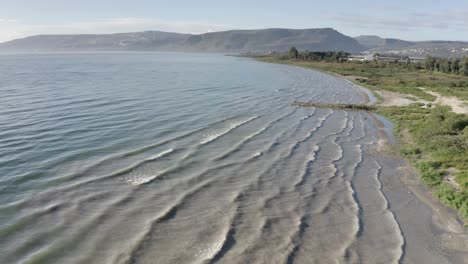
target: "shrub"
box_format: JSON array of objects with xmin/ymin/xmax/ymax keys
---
[
  {"xmin": 401, "ymin": 147, "xmax": 421, "ymax": 156},
  {"xmin": 456, "ymin": 171, "xmax": 468, "ymax": 192},
  {"xmin": 417, "ymin": 162, "xmax": 443, "ymax": 186},
  {"xmin": 434, "ymin": 184, "xmax": 468, "ymax": 218}
]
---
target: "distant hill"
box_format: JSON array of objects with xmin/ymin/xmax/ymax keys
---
[
  {"xmin": 354, "ymin": 35, "xmax": 413, "ymax": 49},
  {"xmin": 179, "ymin": 28, "xmax": 365, "ymax": 53},
  {"xmin": 0, "ymin": 31, "xmax": 191, "ymax": 51},
  {"xmin": 355, "ymin": 35, "xmax": 468, "ymax": 58},
  {"xmin": 3, "ymin": 29, "xmax": 467, "ymax": 57},
  {"xmin": 0, "ymin": 28, "xmax": 366, "ymax": 53},
  {"xmin": 354, "ymin": 35, "xmax": 384, "ymax": 49}
]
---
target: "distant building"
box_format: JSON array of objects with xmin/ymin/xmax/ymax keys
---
[
  {"xmin": 348, "ymin": 53, "xmax": 424, "ymax": 63},
  {"xmin": 373, "ymin": 54, "xmax": 410, "ymax": 62},
  {"xmin": 347, "ymin": 54, "xmax": 374, "ymax": 61}
]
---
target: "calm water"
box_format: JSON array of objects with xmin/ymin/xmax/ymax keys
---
[{"xmin": 0, "ymin": 53, "xmax": 462, "ymax": 263}]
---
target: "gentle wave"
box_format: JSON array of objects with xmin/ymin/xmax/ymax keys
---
[
  {"xmin": 200, "ymin": 116, "xmax": 258, "ymax": 145},
  {"xmin": 0, "ymin": 53, "xmax": 428, "ymax": 264}
]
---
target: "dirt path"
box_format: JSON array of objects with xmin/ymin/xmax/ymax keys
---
[
  {"xmin": 375, "ymin": 90, "xmax": 430, "ymax": 107},
  {"xmin": 374, "ymin": 88, "xmax": 468, "ymax": 115},
  {"xmin": 420, "ymin": 88, "xmax": 468, "ymax": 114}
]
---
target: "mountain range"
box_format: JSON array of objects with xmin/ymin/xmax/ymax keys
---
[
  {"xmin": 0, "ymin": 28, "xmax": 364, "ymax": 53},
  {"xmin": 1, "ymin": 28, "xmax": 467, "ymax": 57},
  {"xmin": 355, "ymin": 35, "xmax": 468, "ymax": 58}
]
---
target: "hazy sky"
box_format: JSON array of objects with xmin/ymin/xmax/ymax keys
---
[{"xmin": 0, "ymin": 0, "xmax": 467, "ymax": 42}]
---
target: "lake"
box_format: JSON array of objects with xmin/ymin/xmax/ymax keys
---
[{"xmin": 0, "ymin": 52, "xmax": 461, "ymax": 263}]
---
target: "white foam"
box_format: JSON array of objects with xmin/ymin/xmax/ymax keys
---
[
  {"xmin": 192, "ymin": 242, "xmax": 224, "ymax": 259},
  {"xmin": 308, "ymin": 145, "xmax": 320, "ymax": 161},
  {"xmin": 111, "ymin": 148, "xmax": 174, "ymax": 185},
  {"xmin": 145, "ymin": 148, "xmax": 174, "ymax": 161},
  {"xmin": 200, "ymin": 116, "xmax": 257, "ymax": 145},
  {"xmin": 252, "ymin": 152, "xmax": 263, "ymax": 158},
  {"xmin": 124, "ymin": 169, "xmax": 168, "ymax": 185},
  {"xmin": 373, "ymin": 161, "xmax": 405, "ymax": 263}
]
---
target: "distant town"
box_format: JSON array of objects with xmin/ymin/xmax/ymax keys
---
[{"xmin": 347, "ymin": 53, "xmax": 426, "ymax": 63}]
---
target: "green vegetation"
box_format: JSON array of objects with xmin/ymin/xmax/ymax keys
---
[
  {"xmin": 424, "ymin": 55, "xmax": 468, "ymax": 76},
  {"xmin": 377, "ymin": 106, "xmax": 468, "ymax": 218},
  {"xmin": 257, "ymin": 56, "xmax": 468, "ymax": 100},
  {"xmin": 285, "ymin": 47, "xmax": 350, "ymax": 62},
  {"xmin": 249, "ymin": 49, "xmax": 468, "ymax": 220}
]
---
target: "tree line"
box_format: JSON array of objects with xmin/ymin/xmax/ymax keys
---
[
  {"xmin": 425, "ymin": 55, "xmax": 468, "ymax": 76},
  {"xmin": 282, "ymin": 47, "xmax": 468, "ymax": 76},
  {"xmin": 286, "ymin": 47, "xmax": 349, "ymax": 62}
]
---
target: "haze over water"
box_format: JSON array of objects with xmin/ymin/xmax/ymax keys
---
[{"xmin": 0, "ymin": 53, "xmax": 462, "ymax": 263}]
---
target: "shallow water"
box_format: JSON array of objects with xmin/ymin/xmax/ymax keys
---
[{"xmin": 0, "ymin": 52, "xmax": 464, "ymax": 263}]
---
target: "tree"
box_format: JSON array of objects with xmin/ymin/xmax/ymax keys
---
[
  {"xmin": 434, "ymin": 58, "xmax": 441, "ymax": 72},
  {"xmin": 415, "ymin": 62, "xmax": 423, "ymax": 70},
  {"xmin": 425, "ymin": 55, "xmax": 434, "ymax": 71},
  {"xmin": 406, "ymin": 58, "xmax": 411, "ymax": 66},
  {"xmin": 461, "ymin": 57, "xmax": 468, "ymax": 76},
  {"xmin": 440, "ymin": 59, "xmax": 450, "ymax": 73},
  {"xmin": 451, "ymin": 59, "xmax": 460, "ymax": 75},
  {"xmin": 299, "ymin": 50, "xmax": 319, "ymax": 61},
  {"xmin": 288, "ymin": 46, "xmax": 299, "ymax": 59}
]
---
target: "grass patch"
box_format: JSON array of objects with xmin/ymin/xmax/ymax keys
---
[
  {"xmin": 378, "ymin": 106, "xmax": 468, "ymax": 220},
  {"xmin": 434, "ymin": 184, "xmax": 468, "ymax": 219},
  {"xmin": 417, "ymin": 161, "xmax": 443, "ymax": 186}
]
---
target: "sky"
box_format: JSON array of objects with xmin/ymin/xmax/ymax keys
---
[{"xmin": 0, "ymin": 0, "xmax": 467, "ymax": 42}]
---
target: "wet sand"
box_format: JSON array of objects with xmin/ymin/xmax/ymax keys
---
[{"xmin": 368, "ymin": 113, "xmax": 468, "ymax": 263}]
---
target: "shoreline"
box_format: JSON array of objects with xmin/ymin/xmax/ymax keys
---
[
  {"xmin": 253, "ymin": 57, "xmax": 468, "ymax": 260},
  {"xmin": 369, "ymin": 112, "xmax": 468, "ymax": 261},
  {"xmin": 255, "ymin": 57, "xmax": 468, "ymax": 223},
  {"xmin": 340, "ymin": 71, "xmax": 468, "ymax": 259},
  {"xmin": 353, "ymin": 71, "xmax": 467, "ymax": 231},
  {"xmin": 343, "ymin": 79, "xmax": 378, "ymax": 105},
  {"xmin": 362, "ymin": 83, "xmax": 468, "ymax": 259},
  {"xmin": 339, "ymin": 65, "xmax": 467, "ymax": 227}
]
